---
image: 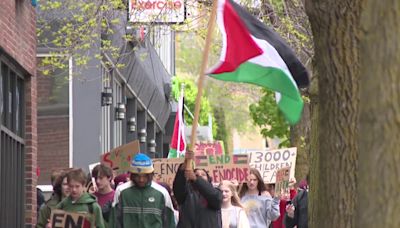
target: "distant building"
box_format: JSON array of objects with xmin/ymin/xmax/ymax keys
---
[{"xmin": 232, "ymin": 129, "xmax": 280, "ymax": 154}]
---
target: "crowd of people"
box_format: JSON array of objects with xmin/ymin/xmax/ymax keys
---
[{"xmin": 36, "ymin": 152, "xmax": 308, "ymax": 228}]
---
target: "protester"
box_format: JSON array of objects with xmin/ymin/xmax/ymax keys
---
[
  {"xmin": 173, "ymin": 159, "xmax": 223, "ymax": 228},
  {"xmin": 110, "ymin": 153, "xmax": 176, "ymax": 228},
  {"xmin": 158, "ymin": 182, "xmax": 180, "ymax": 224},
  {"xmin": 219, "ymin": 180, "xmax": 250, "ymax": 228},
  {"xmin": 36, "ymin": 169, "xmax": 70, "ymax": 228},
  {"xmin": 92, "ymin": 164, "xmax": 115, "ymax": 225},
  {"xmin": 113, "ymin": 173, "xmax": 129, "ymax": 189},
  {"xmin": 52, "ymin": 168, "xmax": 105, "ymax": 228},
  {"xmin": 239, "ymin": 168, "xmax": 280, "ymax": 228},
  {"xmin": 270, "ymin": 178, "xmax": 298, "ymax": 228},
  {"xmin": 284, "ymin": 175, "xmax": 308, "ymax": 228}
]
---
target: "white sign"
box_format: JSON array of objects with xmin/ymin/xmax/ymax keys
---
[
  {"xmin": 129, "ymin": 0, "xmax": 186, "ymax": 23},
  {"xmin": 248, "ymin": 147, "xmax": 297, "ymax": 183}
]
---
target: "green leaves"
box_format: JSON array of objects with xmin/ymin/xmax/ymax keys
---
[
  {"xmin": 171, "ymin": 76, "xmax": 218, "ymax": 137},
  {"xmin": 249, "ymin": 89, "xmax": 290, "ymax": 148},
  {"xmin": 37, "ymin": 0, "xmax": 126, "ymax": 75}
]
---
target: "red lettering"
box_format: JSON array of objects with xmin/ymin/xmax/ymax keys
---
[
  {"xmin": 213, "ymin": 170, "xmax": 219, "ymax": 183},
  {"xmin": 133, "ymin": 0, "xmax": 183, "ymax": 10},
  {"xmin": 102, "ymin": 153, "xmax": 113, "ymax": 168}
]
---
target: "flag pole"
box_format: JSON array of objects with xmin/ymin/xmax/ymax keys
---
[{"xmin": 185, "ymin": 0, "xmax": 219, "ymax": 170}]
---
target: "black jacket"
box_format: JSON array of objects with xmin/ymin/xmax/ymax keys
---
[
  {"xmin": 284, "ymin": 189, "xmax": 308, "ymax": 228},
  {"xmin": 173, "ymin": 165, "xmax": 222, "ymax": 228}
]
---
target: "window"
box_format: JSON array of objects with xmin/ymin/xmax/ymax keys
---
[
  {"xmin": 1, "ymin": 61, "xmax": 24, "ymax": 136},
  {"xmin": 0, "ymin": 55, "xmax": 25, "ymax": 228}
]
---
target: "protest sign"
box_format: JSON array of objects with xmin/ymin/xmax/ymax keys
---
[
  {"xmin": 249, "ymin": 147, "xmax": 297, "ymax": 183},
  {"xmin": 100, "ymin": 140, "xmax": 140, "ymax": 172},
  {"xmin": 153, "ymin": 154, "xmax": 250, "ymax": 185},
  {"xmin": 88, "ymin": 162, "xmax": 100, "ymax": 175},
  {"xmin": 50, "ymin": 209, "xmax": 91, "ymax": 228},
  {"xmin": 275, "ymin": 167, "xmax": 290, "ymax": 197},
  {"xmin": 196, "ymin": 154, "xmax": 250, "ymax": 183},
  {"xmin": 153, "ymin": 158, "xmax": 183, "ymax": 186},
  {"xmin": 194, "ymin": 141, "xmax": 225, "ymax": 156}
]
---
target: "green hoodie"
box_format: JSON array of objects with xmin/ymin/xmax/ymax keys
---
[
  {"xmin": 36, "ymin": 194, "xmax": 62, "ymax": 228},
  {"xmin": 56, "ymin": 192, "xmax": 105, "ymax": 228}
]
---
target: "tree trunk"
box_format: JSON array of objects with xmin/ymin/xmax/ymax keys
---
[
  {"xmin": 290, "ymin": 97, "xmax": 310, "ymax": 182},
  {"xmin": 305, "ymin": 1, "xmax": 362, "ymax": 227},
  {"xmin": 357, "ymin": 1, "xmax": 400, "ymax": 227}
]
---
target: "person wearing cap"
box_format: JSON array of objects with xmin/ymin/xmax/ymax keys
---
[{"xmin": 109, "ymin": 153, "xmax": 176, "ymax": 228}]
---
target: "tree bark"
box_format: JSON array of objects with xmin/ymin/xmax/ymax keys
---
[
  {"xmin": 305, "ymin": 0, "xmax": 362, "ymax": 227},
  {"xmin": 290, "ymin": 97, "xmax": 310, "ymax": 182},
  {"xmin": 357, "ymin": 0, "xmax": 400, "ymax": 227}
]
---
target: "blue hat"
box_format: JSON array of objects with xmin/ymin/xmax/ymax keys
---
[{"xmin": 130, "ymin": 153, "xmax": 154, "ymax": 174}]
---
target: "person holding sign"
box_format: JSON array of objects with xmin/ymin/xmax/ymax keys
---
[
  {"xmin": 172, "ymin": 161, "xmax": 223, "ymax": 228},
  {"xmin": 37, "ymin": 169, "xmax": 70, "ymax": 228},
  {"xmin": 109, "ymin": 153, "xmax": 176, "ymax": 228},
  {"xmin": 219, "ymin": 180, "xmax": 250, "ymax": 228},
  {"xmin": 239, "ymin": 168, "xmax": 280, "ymax": 228},
  {"xmin": 284, "ymin": 175, "xmax": 308, "ymax": 228},
  {"xmin": 51, "ymin": 168, "xmax": 105, "ymax": 228}
]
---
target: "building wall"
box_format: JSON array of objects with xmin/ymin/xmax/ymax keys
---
[
  {"xmin": 37, "ymin": 116, "xmax": 69, "ymax": 184},
  {"xmin": 72, "ymin": 55, "xmax": 102, "ymax": 172},
  {"xmin": 0, "ymin": 0, "xmax": 36, "ymax": 74},
  {"xmin": 232, "ymin": 128, "xmax": 282, "ymax": 154},
  {"xmin": 0, "ymin": 0, "xmax": 37, "ymax": 226},
  {"xmin": 232, "ymin": 129, "xmax": 266, "ymax": 154},
  {"xmin": 37, "ymin": 62, "xmax": 70, "ymax": 185}
]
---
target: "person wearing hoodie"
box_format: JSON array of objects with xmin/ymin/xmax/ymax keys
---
[
  {"xmin": 173, "ymin": 159, "xmax": 223, "ymax": 228},
  {"xmin": 51, "ymin": 168, "xmax": 105, "ymax": 228},
  {"xmin": 109, "ymin": 153, "xmax": 176, "ymax": 228},
  {"xmin": 36, "ymin": 169, "xmax": 70, "ymax": 228}
]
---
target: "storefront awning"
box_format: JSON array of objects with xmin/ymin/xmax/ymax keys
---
[{"xmin": 119, "ymin": 41, "xmax": 172, "ymax": 129}]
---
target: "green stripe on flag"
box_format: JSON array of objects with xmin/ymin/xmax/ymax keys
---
[
  {"xmin": 210, "ymin": 62, "xmax": 303, "ymax": 124},
  {"xmin": 168, "ymin": 148, "xmax": 177, "ymax": 158}
]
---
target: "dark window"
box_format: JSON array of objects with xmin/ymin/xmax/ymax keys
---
[{"xmin": 0, "ymin": 55, "xmax": 25, "ymax": 228}]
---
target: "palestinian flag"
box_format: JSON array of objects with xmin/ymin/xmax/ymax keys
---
[
  {"xmin": 208, "ymin": 0, "xmax": 309, "ymax": 125},
  {"xmin": 168, "ymin": 92, "xmax": 186, "ymax": 158}
]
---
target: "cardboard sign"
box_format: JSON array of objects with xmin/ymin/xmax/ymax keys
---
[
  {"xmin": 100, "ymin": 140, "xmax": 140, "ymax": 173},
  {"xmin": 275, "ymin": 167, "xmax": 290, "ymax": 197},
  {"xmin": 194, "ymin": 141, "xmax": 225, "ymax": 156},
  {"xmin": 249, "ymin": 147, "xmax": 297, "ymax": 183},
  {"xmin": 153, "ymin": 154, "xmax": 250, "ymax": 185},
  {"xmin": 88, "ymin": 162, "xmax": 100, "ymax": 175},
  {"xmin": 153, "ymin": 158, "xmax": 183, "ymax": 186},
  {"xmin": 50, "ymin": 209, "xmax": 91, "ymax": 228}
]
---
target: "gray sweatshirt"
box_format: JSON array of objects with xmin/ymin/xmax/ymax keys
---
[{"xmin": 241, "ymin": 194, "xmax": 280, "ymax": 228}]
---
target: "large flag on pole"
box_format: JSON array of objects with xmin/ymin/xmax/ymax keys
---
[
  {"xmin": 208, "ymin": 0, "xmax": 309, "ymax": 125},
  {"xmin": 168, "ymin": 89, "xmax": 186, "ymax": 158}
]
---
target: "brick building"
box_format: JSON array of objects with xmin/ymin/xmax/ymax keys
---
[{"xmin": 0, "ymin": 0, "xmax": 37, "ymax": 227}]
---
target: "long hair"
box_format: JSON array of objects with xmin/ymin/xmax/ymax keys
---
[
  {"xmin": 219, "ymin": 180, "xmax": 244, "ymax": 208},
  {"xmin": 52, "ymin": 170, "xmax": 70, "ymax": 198},
  {"xmin": 239, "ymin": 168, "xmax": 266, "ymax": 198}
]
